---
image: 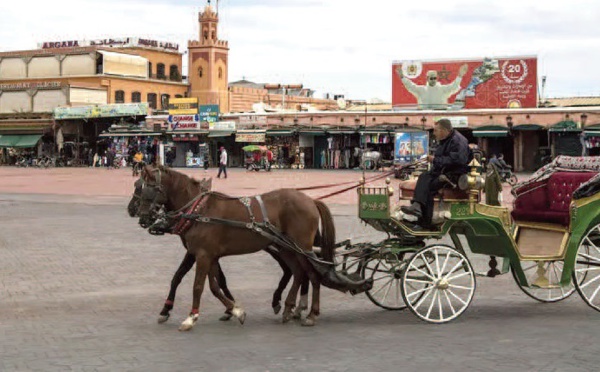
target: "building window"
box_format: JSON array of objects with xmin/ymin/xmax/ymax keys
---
[
  {"xmin": 131, "ymin": 92, "xmax": 141, "ymax": 103},
  {"xmin": 203, "ymin": 30, "xmax": 208, "ymax": 40},
  {"xmin": 161, "ymin": 94, "xmax": 170, "ymax": 110},
  {"xmin": 147, "ymin": 93, "xmax": 157, "ymax": 109},
  {"xmin": 169, "ymin": 65, "xmax": 180, "ymax": 81},
  {"xmin": 175, "ymin": 94, "xmax": 183, "ymax": 98},
  {"xmin": 211, "ymin": 31, "xmax": 216, "ymax": 40},
  {"xmin": 218, "ymin": 67, "xmax": 223, "ymax": 79},
  {"xmin": 115, "ymin": 90, "xmax": 125, "ymax": 103},
  {"xmin": 157, "ymin": 63, "xmax": 166, "ymax": 79},
  {"xmin": 148, "ymin": 62, "xmax": 152, "ymax": 78},
  {"xmin": 198, "ymin": 67, "xmax": 203, "ymax": 78}
]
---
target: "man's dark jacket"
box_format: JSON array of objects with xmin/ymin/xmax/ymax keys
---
[{"xmin": 431, "ymin": 130, "xmax": 470, "ymax": 176}]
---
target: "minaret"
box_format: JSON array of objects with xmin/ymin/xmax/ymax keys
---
[{"xmin": 188, "ymin": 2, "xmax": 229, "ymax": 113}]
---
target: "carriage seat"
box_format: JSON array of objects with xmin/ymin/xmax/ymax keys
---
[
  {"xmin": 511, "ymin": 171, "xmax": 596, "ymax": 226},
  {"xmin": 399, "ymin": 178, "xmax": 470, "ymax": 201}
]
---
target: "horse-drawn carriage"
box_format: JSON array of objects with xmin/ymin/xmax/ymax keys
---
[{"xmin": 133, "ymin": 155, "xmax": 600, "ymax": 330}]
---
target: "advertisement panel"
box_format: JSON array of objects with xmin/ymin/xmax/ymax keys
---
[
  {"xmin": 168, "ymin": 98, "xmax": 198, "ymax": 115},
  {"xmin": 394, "ymin": 131, "xmax": 429, "ymax": 164},
  {"xmin": 392, "ymin": 56, "xmax": 537, "ymax": 110},
  {"xmin": 168, "ymin": 114, "xmax": 200, "ymax": 131},
  {"xmin": 199, "ymin": 105, "xmax": 219, "ymax": 123},
  {"xmin": 54, "ymin": 103, "xmax": 148, "ymax": 119}
]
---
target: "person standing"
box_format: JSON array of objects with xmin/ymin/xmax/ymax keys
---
[
  {"xmin": 217, "ymin": 146, "xmax": 228, "ymax": 179},
  {"xmin": 396, "ymin": 64, "xmax": 468, "ymax": 109}
]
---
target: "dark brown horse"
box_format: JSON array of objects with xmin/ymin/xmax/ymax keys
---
[
  {"xmin": 137, "ymin": 165, "xmax": 351, "ymax": 331},
  {"xmin": 128, "ymin": 176, "xmax": 310, "ymax": 323}
]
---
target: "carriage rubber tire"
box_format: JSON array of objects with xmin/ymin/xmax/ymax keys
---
[
  {"xmin": 401, "ymin": 244, "xmax": 476, "ymax": 324},
  {"xmin": 361, "ymin": 257, "xmax": 408, "ymax": 311},
  {"xmin": 511, "ymin": 261, "xmax": 578, "ymax": 303},
  {"xmin": 573, "ymin": 223, "xmax": 600, "ymax": 312}
]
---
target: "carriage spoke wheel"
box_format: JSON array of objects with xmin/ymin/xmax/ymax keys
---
[
  {"xmin": 362, "ymin": 254, "xmax": 408, "ymax": 310},
  {"xmin": 574, "ymin": 224, "xmax": 600, "ymax": 312},
  {"xmin": 512, "ymin": 260, "xmax": 578, "ymax": 303},
  {"xmin": 402, "ymin": 245, "xmax": 475, "ymax": 323}
]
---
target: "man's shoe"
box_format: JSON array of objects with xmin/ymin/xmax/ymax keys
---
[{"xmin": 401, "ymin": 202, "xmax": 422, "ymax": 218}]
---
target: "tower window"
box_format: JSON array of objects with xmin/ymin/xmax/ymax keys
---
[
  {"xmin": 211, "ymin": 31, "xmax": 216, "ymax": 40},
  {"xmin": 131, "ymin": 92, "xmax": 141, "ymax": 103},
  {"xmin": 115, "ymin": 90, "xmax": 125, "ymax": 103},
  {"xmin": 203, "ymin": 30, "xmax": 208, "ymax": 40},
  {"xmin": 198, "ymin": 67, "xmax": 203, "ymax": 78},
  {"xmin": 218, "ymin": 67, "xmax": 223, "ymax": 79}
]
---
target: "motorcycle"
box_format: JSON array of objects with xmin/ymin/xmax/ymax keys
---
[{"xmin": 499, "ymin": 167, "xmax": 518, "ymax": 186}]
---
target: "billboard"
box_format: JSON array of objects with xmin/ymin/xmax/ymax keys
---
[
  {"xmin": 168, "ymin": 98, "xmax": 198, "ymax": 115},
  {"xmin": 394, "ymin": 131, "xmax": 429, "ymax": 164},
  {"xmin": 54, "ymin": 103, "xmax": 148, "ymax": 119},
  {"xmin": 392, "ymin": 56, "xmax": 537, "ymax": 110},
  {"xmin": 199, "ymin": 105, "xmax": 219, "ymax": 123}
]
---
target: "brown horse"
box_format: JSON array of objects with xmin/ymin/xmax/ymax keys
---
[
  {"xmin": 137, "ymin": 165, "xmax": 362, "ymax": 331},
  {"xmin": 127, "ymin": 177, "xmax": 310, "ymax": 323}
]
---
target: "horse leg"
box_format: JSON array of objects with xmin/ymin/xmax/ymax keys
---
[
  {"xmin": 301, "ymin": 266, "xmax": 321, "ymax": 327},
  {"xmin": 179, "ymin": 255, "xmax": 211, "ymax": 332},
  {"xmin": 158, "ymin": 252, "xmax": 195, "ymax": 324},
  {"xmin": 265, "ymin": 249, "xmax": 292, "ymax": 314},
  {"xmin": 292, "ymin": 278, "xmax": 310, "ymax": 320},
  {"xmin": 208, "ymin": 263, "xmax": 246, "ymax": 324}
]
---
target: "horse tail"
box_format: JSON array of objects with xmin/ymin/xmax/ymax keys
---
[{"xmin": 314, "ymin": 200, "xmax": 336, "ymax": 263}]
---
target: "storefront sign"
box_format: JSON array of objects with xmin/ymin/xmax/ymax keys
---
[
  {"xmin": 394, "ymin": 131, "xmax": 429, "ymax": 164},
  {"xmin": 40, "ymin": 37, "xmax": 179, "ymax": 52},
  {"xmin": 168, "ymin": 98, "xmax": 198, "ymax": 115},
  {"xmin": 199, "ymin": 105, "xmax": 219, "ymax": 123},
  {"xmin": 434, "ymin": 116, "xmax": 469, "ymax": 128},
  {"xmin": 168, "ymin": 115, "xmax": 200, "ymax": 131},
  {"xmin": 209, "ymin": 121, "xmax": 236, "ymax": 131},
  {"xmin": 238, "ymin": 115, "xmax": 267, "ymax": 126},
  {"xmin": 0, "ymin": 81, "xmax": 63, "ymax": 91},
  {"xmin": 236, "ymin": 130, "xmax": 266, "ymax": 143},
  {"xmin": 392, "ymin": 55, "xmax": 537, "ymax": 109},
  {"xmin": 54, "ymin": 103, "xmax": 149, "ymax": 119}
]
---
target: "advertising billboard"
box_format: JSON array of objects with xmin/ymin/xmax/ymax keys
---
[
  {"xmin": 394, "ymin": 131, "xmax": 429, "ymax": 164},
  {"xmin": 392, "ymin": 56, "xmax": 537, "ymax": 110},
  {"xmin": 199, "ymin": 105, "xmax": 219, "ymax": 123},
  {"xmin": 168, "ymin": 98, "xmax": 198, "ymax": 115}
]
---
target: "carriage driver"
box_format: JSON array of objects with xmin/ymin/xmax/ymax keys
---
[{"xmin": 401, "ymin": 119, "xmax": 470, "ymax": 229}]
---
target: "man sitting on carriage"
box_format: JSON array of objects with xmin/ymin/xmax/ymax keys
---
[{"xmin": 401, "ymin": 118, "xmax": 470, "ymax": 229}]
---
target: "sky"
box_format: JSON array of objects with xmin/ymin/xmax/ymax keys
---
[{"xmin": 1, "ymin": 0, "xmax": 599, "ymax": 101}]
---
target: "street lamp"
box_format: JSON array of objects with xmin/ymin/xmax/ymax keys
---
[
  {"xmin": 421, "ymin": 116, "xmax": 426, "ymax": 130},
  {"xmin": 506, "ymin": 115, "xmax": 513, "ymax": 130},
  {"xmin": 581, "ymin": 113, "xmax": 588, "ymax": 127}
]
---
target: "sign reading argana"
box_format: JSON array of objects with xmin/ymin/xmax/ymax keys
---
[
  {"xmin": 392, "ymin": 56, "xmax": 537, "ymax": 110},
  {"xmin": 39, "ymin": 37, "xmax": 179, "ymax": 52}
]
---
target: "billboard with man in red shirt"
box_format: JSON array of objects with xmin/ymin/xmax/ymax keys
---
[{"xmin": 392, "ymin": 56, "xmax": 537, "ymax": 110}]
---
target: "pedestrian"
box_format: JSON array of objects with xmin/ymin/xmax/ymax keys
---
[
  {"xmin": 203, "ymin": 156, "xmax": 209, "ymax": 173},
  {"xmin": 217, "ymin": 146, "xmax": 228, "ymax": 179}
]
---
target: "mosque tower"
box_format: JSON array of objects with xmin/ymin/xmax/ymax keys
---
[{"xmin": 188, "ymin": 1, "xmax": 229, "ymax": 113}]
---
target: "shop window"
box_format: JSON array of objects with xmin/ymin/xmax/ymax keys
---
[
  {"xmin": 131, "ymin": 91, "xmax": 141, "ymax": 103},
  {"xmin": 157, "ymin": 63, "xmax": 166, "ymax": 79},
  {"xmin": 169, "ymin": 65, "xmax": 180, "ymax": 81},
  {"xmin": 198, "ymin": 67, "xmax": 203, "ymax": 78},
  {"xmin": 148, "ymin": 62, "xmax": 152, "ymax": 78},
  {"xmin": 147, "ymin": 93, "xmax": 157, "ymax": 109},
  {"xmin": 218, "ymin": 67, "xmax": 223, "ymax": 79},
  {"xmin": 161, "ymin": 94, "xmax": 170, "ymax": 110},
  {"xmin": 115, "ymin": 90, "xmax": 125, "ymax": 103}
]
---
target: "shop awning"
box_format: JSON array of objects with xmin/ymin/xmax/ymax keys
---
[
  {"xmin": 360, "ymin": 129, "xmax": 391, "ymax": 135},
  {"xmin": 327, "ymin": 130, "xmax": 357, "ymax": 134},
  {"xmin": 267, "ymin": 130, "xmax": 295, "ymax": 136},
  {"xmin": 99, "ymin": 132, "xmax": 162, "ymax": 137},
  {"xmin": 583, "ymin": 125, "xmax": 600, "ymax": 137},
  {"xmin": 472, "ymin": 125, "xmax": 509, "ymax": 138},
  {"xmin": 549, "ymin": 120, "xmax": 581, "ymax": 132},
  {"xmin": 512, "ymin": 124, "xmax": 544, "ymax": 131},
  {"xmin": 0, "ymin": 134, "xmax": 42, "ymax": 148},
  {"xmin": 298, "ymin": 130, "xmax": 326, "ymax": 135},
  {"xmin": 208, "ymin": 131, "xmax": 234, "ymax": 138}
]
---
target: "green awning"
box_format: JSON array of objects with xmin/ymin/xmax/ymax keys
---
[
  {"xmin": 472, "ymin": 125, "xmax": 509, "ymax": 138},
  {"xmin": 298, "ymin": 130, "xmax": 326, "ymax": 135},
  {"xmin": 208, "ymin": 131, "xmax": 233, "ymax": 138},
  {"xmin": 512, "ymin": 124, "xmax": 543, "ymax": 131},
  {"xmin": 549, "ymin": 120, "xmax": 581, "ymax": 132},
  {"xmin": 584, "ymin": 130, "xmax": 600, "ymax": 138},
  {"xmin": 0, "ymin": 134, "xmax": 42, "ymax": 148}
]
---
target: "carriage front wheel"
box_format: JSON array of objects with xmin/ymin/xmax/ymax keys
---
[
  {"xmin": 401, "ymin": 244, "xmax": 476, "ymax": 323},
  {"xmin": 362, "ymin": 255, "xmax": 408, "ymax": 311},
  {"xmin": 573, "ymin": 223, "xmax": 600, "ymax": 312}
]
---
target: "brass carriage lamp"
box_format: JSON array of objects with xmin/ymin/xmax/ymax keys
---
[{"xmin": 385, "ymin": 177, "xmax": 394, "ymax": 197}]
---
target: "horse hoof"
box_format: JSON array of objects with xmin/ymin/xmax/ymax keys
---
[
  {"xmin": 273, "ymin": 304, "xmax": 282, "ymax": 315},
  {"xmin": 282, "ymin": 312, "xmax": 293, "ymax": 324},
  {"xmin": 301, "ymin": 318, "xmax": 316, "ymax": 327},
  {"xmin": 179, "ymin": 323, "xmax": 194, "ymax": 332},
  {"xmin": 157, "ymin": 314, "xmax": 170, "ymax": 324},
  {"xmin": 219, "ymin": 313, "xmax": 233, "ymax": 321},
  {"xmin": 179, "ymin": 314, "xmax": 198, "ymax": 331},
  {"xmin": 232, "ymin": 307, "xmax": 246, "ymax": 325}
]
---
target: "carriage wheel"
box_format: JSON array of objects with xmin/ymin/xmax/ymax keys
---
[
  {"xmin": 573, "ymin": 224, "xmax": 600, "ymax": 311},
  {"xmin": 511, "ymin": 260, "xmax": 578, "ymax": 303},
  {"xmin": 402, "ymin": 244, "xmax": 476, "ymax": 323},
  {"xmin": 362, "ymin": 255, "xmax": 408, "ymax": 311}
]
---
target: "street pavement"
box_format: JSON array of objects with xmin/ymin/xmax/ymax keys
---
[{"xmin": 1, "ymin": 167, "xmax": 599, "ymax": 372}]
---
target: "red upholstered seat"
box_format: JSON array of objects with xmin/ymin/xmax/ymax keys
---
[{"xmin": 511, "ymin": 171, "xmax": 596, "ymax": 226}]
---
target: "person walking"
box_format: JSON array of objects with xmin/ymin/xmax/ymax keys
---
[{"xmin": 217, "ymin": 146, "xmax": 228, "ymax": 179}]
